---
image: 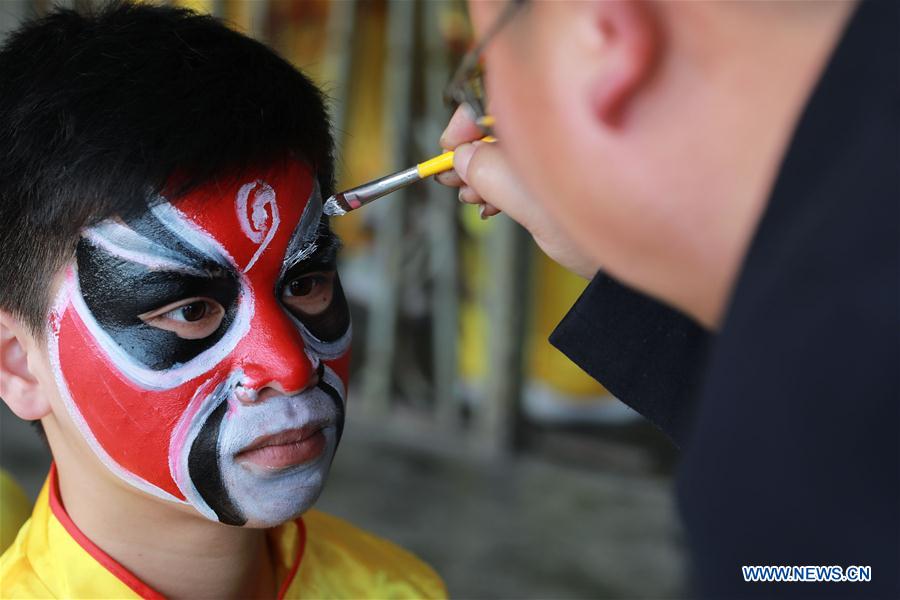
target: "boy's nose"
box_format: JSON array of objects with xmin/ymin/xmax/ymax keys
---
[{"xmin": 235, "ymin": 299, "xmax": 317, "ymax": 400}]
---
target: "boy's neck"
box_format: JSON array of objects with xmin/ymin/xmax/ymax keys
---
[{"xmin": 54, "ymin": 455, "xmax": 278, "ymax": 599}]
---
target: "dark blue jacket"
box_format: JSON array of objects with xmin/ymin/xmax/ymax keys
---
[{"xmin": 550, "ymin": 1, "xmax": 899, "ymax": 597}]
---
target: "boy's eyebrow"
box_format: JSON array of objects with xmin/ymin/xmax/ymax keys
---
[
  {"xmin": 283, "ymin": 227, "xmax": 342, "ymax": 273},
  {"xmin": 282, "ymin": 182, "xmax": 327, "ymax": 271},
  {"xmin": 285, "ymin": 237, "xmax": 319, "ymax": 269},
  {"xmin": 85, "ymin": 203, "xmax": 235, "ymax": 280},
  {"xmin": 113, "ymin": 267, "xmax": 222, "ymax": 291},
  {"xmin": 84, "ymin": 220, "xmax": 210, "ymax": 277},
  {"xmin": 297, "ymin": 229, "xmax": 341, "ymax": 266}
]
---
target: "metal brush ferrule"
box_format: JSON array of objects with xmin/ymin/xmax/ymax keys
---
[{"xmin": 340, "ymin": 166, "xmax": 420, "ymax": 211}]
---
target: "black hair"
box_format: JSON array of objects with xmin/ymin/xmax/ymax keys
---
[{"xmin": 0, "ymin": 0, "xmax": 335, "ymax": 335}]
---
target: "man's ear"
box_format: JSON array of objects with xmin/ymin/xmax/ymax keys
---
[
  {"xmin": 0, "ymin": 312, "xmax": 51, "ymax": 421},
  {"xmin": 587, "ymin": 0, "xmax": 660, "ymax": 126}
]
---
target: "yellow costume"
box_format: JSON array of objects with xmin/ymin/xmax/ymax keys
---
[
  {"xmin": 1, "ymin": 467, "xmax": 446, "ymax": 599},
  {"xmin": 0, "ymin": 471, "xmax": 31, "ymax": 555}
]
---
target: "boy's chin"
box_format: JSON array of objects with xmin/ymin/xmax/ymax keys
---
[
  {"xmin": 196, "ymin": 490, "xmax": 323, "ymax": 529},
  {"xmin": 208, "ymin": 459, "xmax": 332, "ymax": 528},
  {"xmin": 231, "ymin": 501, "xmax": 318, "ymax": 529}
]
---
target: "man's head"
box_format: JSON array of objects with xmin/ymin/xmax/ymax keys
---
[
  {"xmin": 466, "ymin": 0, "xmax": 854, "ymax": 326},
  {"xmin": 0, "ymin": 2, "xmax": 350, "ymax": 527}
]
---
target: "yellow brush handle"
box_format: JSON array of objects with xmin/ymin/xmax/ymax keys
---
[{"xmin": 416, "ymin": 136, "xmax": 496, "ymax": 179}]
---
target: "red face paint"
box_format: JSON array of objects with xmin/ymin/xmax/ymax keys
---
[{"xmin": 48, "ymin": 160, "xmax": 351, "ymax": 526}]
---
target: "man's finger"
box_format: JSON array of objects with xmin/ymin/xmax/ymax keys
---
[
  {"xmin": 451, "ymin": 142, "xmax": 477, "ymax": 185},
  {"xmin": 481, "ymin": 203, "xmax": 502, "ymax": 218},
  {"xmin": 440, "ymin": 105, "xmax": 484, "ymax": 150},
  {"xmin": 458, "ymin": 185, "xmax": 482, "ymax": 204},
  {"xmin": 455, "ymin": 142, "xmax": 518, "ymax": 211},
  {"xmin": 457, "ymin": 142, "xmax": 542, "ymax": 230},
  {"xmin": 434, "ymin": 169, "xmax": 463, "ymax": 187}
]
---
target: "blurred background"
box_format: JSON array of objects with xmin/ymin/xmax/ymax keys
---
[{"xmin": 0, "ymin": 1, "xmax": 685, "ymax": 597}]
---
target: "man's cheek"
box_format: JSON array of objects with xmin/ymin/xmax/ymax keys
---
[{"xmin": 467, "ymin": 1, "xmax": 499, "ymax": 40}]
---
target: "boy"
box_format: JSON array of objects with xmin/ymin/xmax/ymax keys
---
[{"xmin": 0, "ymin": 2, "xmax": 445, "ymax": 598}]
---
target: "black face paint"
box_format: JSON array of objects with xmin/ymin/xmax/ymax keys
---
[
  {"xmin": 76, "ymin": 237, "xmax": 240, "ymax": 370},
  {"xmin": 278, "ymin": 225, "xmax": 350, "ymax": 344},
  {"xmin": 126, "ymin": 207, "xmax": 219, "ymax": 267},
  {"xmin": 316, "ymin": 362, "xmax": 345, "ymax": 447},
  {"xmin": 188, "ymin": 395, "xmax": 246, "ymax": 526}
]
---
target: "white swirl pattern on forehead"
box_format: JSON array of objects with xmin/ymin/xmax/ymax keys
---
[{"xmin": 236, "ymin": 180, "xmax": 280, "ymax": 273}]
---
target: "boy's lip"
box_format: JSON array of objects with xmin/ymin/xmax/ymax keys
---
[
  {"xmin": 234, "ymin": 425, "xmax": 328, "ymax": 469},
  {"xmin": 237, "ymin": 425, "xmax": 325, "ymax": 453}
]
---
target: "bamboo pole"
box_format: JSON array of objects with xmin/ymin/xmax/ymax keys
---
[
  {"xmin": 480, "ymin": 215, "xmax": 531, "ymax": 456},
  {"xmin": 360, "ymin": 0, "xmax": 415, "ymax": 416},
  {"xmin": 421, "ymin": 0, "xmax": 460, "ymax": 430}
]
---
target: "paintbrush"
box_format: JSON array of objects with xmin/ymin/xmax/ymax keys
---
[{"xmin": 323, "ymin": 135, "xmax": 496, "ymax": 216}]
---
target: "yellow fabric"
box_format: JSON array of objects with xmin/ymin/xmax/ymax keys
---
[
  {"xmin": 458, "ymin": 209, "xmax": 492, "ymax": 383},
  {"xmin": 329, "ymin": 1, "xmax": 388, "ymax": 252},
  {"xmin": 171, "ymin": 0, "xmax": 215, "ymax": 14},
  {"xmin": 0, "ymin": 474, "xmax": 445, "ymax": 599},
  {"xmin": 0, "ymin": 477, "xmax": 137, "ymax": 599},
  {"xmin": 173, "ymin": 0, "xmax": 214, "ymax": 14},
  {"xmin": 0, "ymin": 471, "xmax": 32, "ymax": 555},
  {"xmin": 528, "ymin": 250, "xmax": 611, "ymax": 398},
  {"xmin": 458, "ymin": 223, "xmax": 610, "ymax": 400},
  {"xmin": 294, "ymin": 511, "xmax": 446, "ymax": 599}
]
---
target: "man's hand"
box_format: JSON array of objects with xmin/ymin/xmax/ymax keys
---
[{"xmin": 435, "ymin": 106, "xmax": 601, "ymax": 280}]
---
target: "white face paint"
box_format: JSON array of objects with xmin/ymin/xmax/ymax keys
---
[
  {"xmin": 220, "ymin": 387, "xmax": 342, "ymax": 527},
  {"xmin": 170, "ymin": 367, "xmax": 347, "ymax": 527}
]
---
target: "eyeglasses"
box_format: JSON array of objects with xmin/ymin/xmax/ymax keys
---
[{"xmin": 443, "ymin": 0, "xmax": 528, "ymax": 135}]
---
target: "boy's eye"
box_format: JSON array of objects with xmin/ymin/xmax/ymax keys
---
[
  {"xmin": 289, "ymin": 278, "xmax": 315, "ymax": 297},
  {"xmin": 282, "ymin": 271, "xmax": 335, "ymax": 316},
  {"xmin": 139, "ymin": 298, "xmax": 225, "ymax": 340},
  {"xmin": 176, "ymin": 302, "xmax": 209, "ymax": 322}
]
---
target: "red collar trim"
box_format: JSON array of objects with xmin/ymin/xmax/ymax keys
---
[
  {"xmin": 47, "ymin": 463, "xmax": 164, "ymax": 599},
  {"xmin": 277, "ymin": 517, "xmax": 306, "ymax": 599},
  {"xmin": 48, "ymin": 463, "xmax": 307, "ymax": 599}
]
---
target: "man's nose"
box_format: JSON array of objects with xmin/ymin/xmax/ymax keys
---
[{"xmin": 236, "ymin": 298, "xmax": 317, "ymax": 399}]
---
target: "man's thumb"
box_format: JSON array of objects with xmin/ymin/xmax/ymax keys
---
[
  {"xmin": 452, "ymin": 142, "xmax": 477, "ymax": 183},
  {"xmin": 453, "ymin": 141, "xmax": 520, "ymax": 215}
]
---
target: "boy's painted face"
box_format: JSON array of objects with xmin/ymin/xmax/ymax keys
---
[{"xmin": 46, "ymin": 160, "xmax": 351, "ymax": 527}]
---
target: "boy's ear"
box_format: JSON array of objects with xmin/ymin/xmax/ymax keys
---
[{"xmin": 0, "ymin": 312, "xmax": 52, "ymax": 421}]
